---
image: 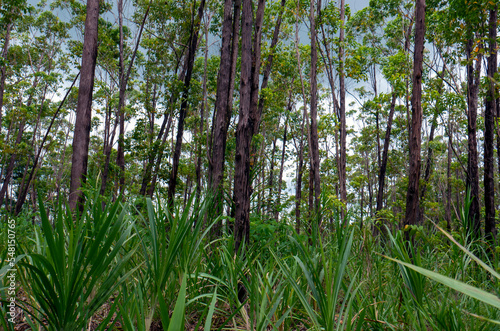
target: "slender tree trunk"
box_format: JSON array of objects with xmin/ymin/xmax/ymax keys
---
[
  {"xmin": 338, "ymin": 0, "xmax": 347, "ymax": 224},
  {"xmin": 309, "ymin": 0, "xmax": 321, "ymax": 219},
  {"xmin": 484, "ymin": 6, "xmax": 497, "ymax": 244},
  {"xmin": 446, "ymin": 119, "xmax": 452, "ymax": 230},
  {"xmin": 116, "ymin": 0, "xmax": 126, "ymax": 194},
  {"xmin": 275, "ymin": 112, "xmax": 289, "ymax": 221},
  {"xmin": 195, "ymin": 18, "xmax": 210, "ymax": 203},
  {"xmin": 403, "ymin": 0, "xmax": 425, "ymax": 230},
  {"xmin": 295, "ymin": 133, "xmax": 304, "ymax": 234},
  {"xmin": 148, "ymin": 115, "xmax": 173, "ymax": 197},
  {"xmin": 465, "ymin": 35, "xmax": 482, "ymax": 239},
  {"xmin": 69, "ymin": 0, "xmax": 99, "ymax": 211},
  {"xmin": 167, "ymin": 0, "xmax": 206, "ymax": 204},
  {"xmin": 267, "ymin": 137, "xmax": 277, "ymax": 214},
  {"xmin": 374, "ymin": 92, "xmax": 397, "ymax": 235}
]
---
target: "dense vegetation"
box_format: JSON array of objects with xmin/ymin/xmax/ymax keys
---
[{"xmin": 0, "ymin": 0, "xmax": 499, "ymax": 329}]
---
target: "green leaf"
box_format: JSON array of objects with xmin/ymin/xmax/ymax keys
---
[
  {"xmin": 204, "ymin": 287, "xmax": 218, "ymax": 331},
  {"xmin": 384, "ymin": 255, "xmax": 500, "ymax": 310},
  {"xmin": 168, "ymin": 273, "xmax": 187, "ymax": 331}
]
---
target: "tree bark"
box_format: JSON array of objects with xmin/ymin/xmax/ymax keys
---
[
  {"xmin": 69, "ymin": 0, "xmax": 99, "ymax": 211},
  {"xmin": 234, "ymin": 0, "xmax": 254, "ymax": 252},
  {"xmin": 403, "ymin": 0, "xmax": 425, "ymax": 230},
  {"xmin": 209, "ymin": 0, "xmax": 241, "ymax": 222},
  {"xmin": 309, "ymin": 0, "xmax": 322, "ymax": 219},
  {"xmin": 116, "ymin": 0, "xmax": 126, "ymax": 194},
  {"xmin": 233, "ymin": 0, "xmax": 265, "ymax": 253},
  {"xmin": 484, "ymin": 6, "xmax": 497, "ymax": 244},
  {"xmin": 338, "ymin": 0, "xmax": 347, "ymax": 222},
  {"xmin": 465, "ymin": 36, "xmax": 482, "ymax": 239}
]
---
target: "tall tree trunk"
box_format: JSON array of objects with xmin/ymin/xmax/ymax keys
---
[
  {"xmin": 233, "ymin": 0, "xmax": 265, "ymax": 252},
  {"xmin": 209, "ymin": 0, "xmax": 241, "ymax": 223},
  {"xmin": 309, "ymin": 0, "xmax": 321, "ymax": 218},
  {"xmin": 116, "ymin": 0, "xmax": 126, "ymax": 194},
  {"xmin": 167, "ymin": 0, "xmax": 206, "ymax": 204},
  {"xmin": 446, "ymin": 119, "xmax": 452, "ymax": 230},
  {"xmin": 234, "ymin": 0, "xmax": 253, "ymax": 252},
  {"xmin": 195, "ymin": 18, "xmax": 211, "ymax": 203},
  {"xmin": 338, "ymin": 0, "xmax": 347, "ymax": 222},
  {"xmin": 465, "ymin": 35, "xmax": 482, "ymax": 239},
  {"xmin": 374, "ymin": 92, "xmax": 397, "ymax": 235},
  {"xmin": 403, "ymin": 0, "xmax": 425, "ymax": 230},
  {"xmin": 275, "ymin": 110, "xmax": 289, "ymax": 221},
  {"xmin": 484, "ymin": 6, "xmax": 497, "ymax": 244},
  {"xmin": 69, "ymin": 0, "xmax": 99, "ymax": 211}
]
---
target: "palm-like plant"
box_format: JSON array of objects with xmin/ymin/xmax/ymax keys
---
[{"xmin": 17, "ymin": 195, "xmax": 138, "ymax": 330}]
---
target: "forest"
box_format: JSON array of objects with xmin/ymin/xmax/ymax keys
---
[{"xmin": 0, "ymin": 0, "xmax": 499, "ymax": 329}]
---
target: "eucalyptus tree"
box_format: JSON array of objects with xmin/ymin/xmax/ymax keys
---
[
  {"xmin": 484, "ymin": 4, "xmax": 497, "ymax": 244},
  {"xmin": 69, "ymin": 0, "xmax": 99, "ymax": 211},
  {"xmin": 209, "ymin": 0, "xmax": 241, "ymax": 224},
  {"xmin": 309, "ymin": 0, "xmax": 321, "ymax": 218},
  {"xmin": 233, "ymin": 0, "xmax": 266, "ymax": 252},
  {"xmin": 403, "ymin": 0, "xmax": 425, "ymax": 230}
]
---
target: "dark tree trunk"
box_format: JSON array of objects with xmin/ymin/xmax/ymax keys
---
[
  {"xmin": 446, "ymin": 120, "xmax": 452, "ymax": 230},
  {"xmin": 167, "ymin": 0, "xmax": 206, "ymax": 204},
  {"xmin": 267, "ymin": 137, "xmax": 277, "ymax": 214},
  {"xmin": 209, "ymin": 0, "xmax": 241, "ymax": 223},
  {"xmin": 234, "ymin": 0, "xmax": 254, "ymax": 252},
  {"xmin": 374, "ymin": 92, "xmax": 397, "ymax": 235},
  {"xmin": 338, "ymin": 0, "xmax": 346, "ymax": 222},
  {"xmin": 148, "ymin": 115, "xmax": 173, "ymax": 197},
  {"xmin": 69, "ymin": 0, "xmax": 99, "ymax": 211},
  {"xmin": 275, "ymin": 111, "xmax": 289, "ymax": 221},
  {"xmin": 116, "ymin": 0, "xmax": 126, "ymax": 194},
  {"xmin": 465, "ymin": 35, "xmax": 482, "ymax": 239},
  {"xmin": 403, "ymin": 0, "xmax": 425, "ymax": 230},
  {"xmin": 309, "ymin": 0, "xmax": 321, "ymax": 218},
  {"xmin": 233, "ymin": 0, "xmax": 265, "ymax": 252},
  {"xmin": 484, "ymin": 6, "xmax": 497, "ymax": 244}
]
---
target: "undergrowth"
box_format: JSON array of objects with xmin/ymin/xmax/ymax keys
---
[{"xmin": 0, "ymin": 185, "xmax": 499, "ymax": 330}]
